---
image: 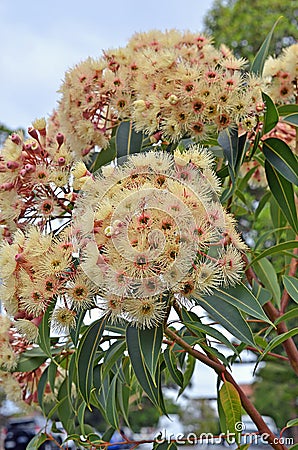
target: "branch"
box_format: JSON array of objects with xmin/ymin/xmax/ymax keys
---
[{"xmin": 165, "ymin": 327, "xmax": 287, "ymax": 450}]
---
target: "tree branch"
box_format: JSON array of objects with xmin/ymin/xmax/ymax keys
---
[{"xmin": 165, "ymin": 327, "xmax": 287, "ymax": 450}]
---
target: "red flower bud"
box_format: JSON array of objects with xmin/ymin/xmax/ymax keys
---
[
  {"xmin": 56, "ymin": 132, "xmax": 64, "ymax": 146},
  {"xmin": 6, "ymin": 161, "xmax": 20, "ymax": 170},
  {"xmin": 11, "ymin": 133, "xmax": 22, "ymax": 145}
]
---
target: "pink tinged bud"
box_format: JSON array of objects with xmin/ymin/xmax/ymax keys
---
[
  {"xmin": 0, "ymin": 182, "xmax": 15, "ymax": 191},
  {"xmin": 28, "ymin": 127, "xmax": 39, "ymax": 140},
  {"xmin": 58, "ymin": 156, "xmax": 65, "ymax": 166},
  {"xmin": 11, "ymin": 133, "xmax": 22, "ymax": 145},
  {"xmin": 56, "ymin": 132, "xmax": 64, "ymax": 146},
  {"xmin": 82, "ymin": 147, "xmax": 92, "ymax": 156},
  {"xmin": 24, "ymin": 163, "xmax": 35, "ymax": 173},
  {"xmin": 6, "ymin": 161, "xmax": 20, "ymax": 170},
  {"xmin": 19, "ymin": 169, "xmax": 27, "ymax": 177},
  {"xmin": 15, "ymin": 253, "xmax": 26, "ymax": 263}
]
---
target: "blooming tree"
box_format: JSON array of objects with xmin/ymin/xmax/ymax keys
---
[{"xmin": 0, "ymin": 27, "xmax": 297, "ymax": 450}]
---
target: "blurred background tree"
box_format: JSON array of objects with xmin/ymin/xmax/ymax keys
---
[{"xmin": 203, "ymin": 0, "xmax": 298, "ymax": 61}]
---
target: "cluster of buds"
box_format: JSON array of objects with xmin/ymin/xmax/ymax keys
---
[{"xmin": 0, "ymin": 119, "xmax": 76, "ymax": 238}]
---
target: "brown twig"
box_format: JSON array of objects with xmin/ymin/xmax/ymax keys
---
[{"xmin": 164, "ymin": 327, "xmax": 287, "ymax": 450}]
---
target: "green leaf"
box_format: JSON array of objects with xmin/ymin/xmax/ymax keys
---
[
  {"xmin": 38, "ymin": 306, "xmax": 53, "ymax": 358},
  {"xmin": 27, "ymin": 434, "xmax": 48, "ymax": 449},
  {"xmin": 283, "ymin": 113, "xmax": 298, "ymax": 127},
  {"xmin": 117, "ymin": 379, "xmax": 131, "ymax": 427},
  {"xmin": 283, "ymin": 275, "xmax": 298, "ymax": 304},
  {"xmin": 78, "ymin": 401, "xmax": 87, "ymax": 435},
  {"xmin": 201, "ymin": 283, "xmax": 272, "ymax": 324},
  {"xmin": 219, "ymin": 381, "xmax": 242, "ymax": 444},
  {"xmin": 91, "ymin": 137, "xmax": 116, "ymax": 173},
  {"xmin": 37, "ymin": 366, "xmax": 49, "ymax": 411},
  {"xmin": 126, "ymin": 325, "xmax": 165, "ymax": 412},
  {"xmin": 106, "ymin": 375, "xmax": 119, "ymax": 429},
  {"xmin": 253, "ymin": 259, "xmax": 281, "ymax": 307},
  {"xmin": 258, "ymin": 328, "xmax": 298, "ymax": 363},
  {"xmin": 14, "ymin": 349, "xmax": 47, "ymax": 372},
  {"xmin": 76, "ymin": 317, "xmax": 106, "ymax": 406},
  {"xmin": 278, "ymin": 104, "xmax": 298, "ymax": 116},
  {"xmin": 265, "ymin": 161, "xmax": 298, "ymax": 233},
  {"xmin": 102, "ymin": 340, "xmax": 126, "ymax": 380},
  {"xmin": 287, "ymin": 418, "xmax": 298, "ymax": 428},
  {"xmin": 274, "ymin": 308, "xmax": 298, "ymax": 325},
  {"xmin": 116, "ymin": 120, "xmax": 143, "ymax": 159},
  {"xmin": 254, "ymin": 191, "xmax": 271, "ymax": 220},
  {"xmin": 263, "ymin": 138, "xmax": 298, "ymax": 185},
  {"xmin": 179, "ymin": 354, "xmax": 196, "ymax": 396},
  {"xmin": 153, "ymin": 441, "xmax": 178, "ymax": 450},
  {"xmin": 194, "ymin": 295, "xmax": 255, "ymax": 347},
  {"xmin": 262, "ymin": 93, "xmax": 279, "ymax": 134},
  {"xmin": 164, "ymin": 347, "xmax": 184, "ymax": 387},
  {"xmin": 184, "ymin": 321, "xmax": 238, "ymax": 355},
  {"xmin": 217, "ymin": 392, "xmax": 227, "ymax": 435},
  {"xmin": 250, "ymin": 240, "xmax": 298, "ymax": 265},
  {"xmin": 57, "ymin": 379, "xmax": 76, "ymax": 434},
  {"xmin": 251, "ymin": 279, "xmax": 272, "ymax": 305},
  {"xmin": 218, "ymin": 126, "xmax": 244, "ymax": 182},
  {"xmin": 250, "ymin": 18, "xmax": 281, "ymax": 75},
  {"xmin": 139, "ymin": 325, "xmax": 163, "ymax": 380}
]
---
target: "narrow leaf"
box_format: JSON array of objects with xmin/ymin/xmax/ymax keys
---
[
  {"xmin": 274, "ymin": 308, "xmax": 298, "ymax": 325},
  {"xmin": 219, "ymin": 381, "xmax": 242, "ymax": 444},
  {"xmin": 253, "ymin": 259, "xmax": 281, "ymax": 307},
  {"xmin": 201, "ymin": 283, "xmax": 272, "ymax": 323},
  {"xmin": 251, "ymin": 18, "xmax": 281, "ymax": 75},
  {"xmin": 106, "ymin": 375, "xmax": 119, "ymax": 429},
  {"xmin": 287, "ymin": 418, "xmax": 298, "ymax": 428},
  {"xmin": 278, "ymin": 104, "xmax": 298, "ymax": 116},
  {"xmin": 265, "ymin": 161, "xmax": 298, "ymax": 233},
  {"xmin": 164, "ymin": 347, "xmax": 184, "ymax": 387},
  {"xmin": 283, "ymin": 275, "xmax": 298, "ymax": 304},
  {"xmin": 194, "ymin": 295, "xmax": 255, "ymax": 346},
  {"xmin": 27, "ymin": 434, "xmax": 48, "ymax": 449},
  {"xmin": 283, "ymin": 113, "xmax": 298, "ymax": 127},
  {"xmin": 251, "ymin": 279, "xmax": 272, "ymax": 305},
  {"xmin": 258, "ymin": 328, "xmax": 298, "ymax": 364},
  {"xmin": 184, "ymin": 321, "xmax": 238, "ymax": 355},
  {"xmin": 250, "ymin": 240, "xmax": 298, "ymax": 265},
  {"xmin": 178, "ymin": 354, "xmax": 196, "ymax": 397},
  {"xmin": 76, "ymin": 317, "xmax": 106, "ymax": 406},
  {"xmin": 116, "ymin": 120, "xmax": 143, "ymax": 159},
  {"xmin": 139, "ymin": 325, "xmax": 163, "ymax": 379},
  {"xmin": 262, "ymin": 92, "xmax": 279, "ymax": 134},
  {"xmin": 126, "ymin": 325, "xmax": 164, "ymax": 411},
  {"xmin": 263, "ymin": 138, "xmax": 298, "ymax": 185},
  {"xmin": 91, "ymin": 138, "xmax": 116, "ymax": 173}
]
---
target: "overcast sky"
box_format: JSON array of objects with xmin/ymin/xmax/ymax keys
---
[{"xmin": 0, "ymin": 0, "xmax": 216, "ymax": 130}]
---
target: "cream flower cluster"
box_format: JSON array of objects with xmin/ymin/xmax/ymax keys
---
[
  {"xmin": 58, "ymin": 29, "xmax": 264, "ymax": 157},
  {"xmin": 74, "ymin": 148, "xmax": 246, "ymax": 328},
  {"xmin": 264, "ymin": 43, "xmax": 298, "ymax": 104}
]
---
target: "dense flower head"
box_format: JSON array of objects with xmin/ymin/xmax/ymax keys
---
[
  {"xmin": 58, "ymin": 29, "xmax": 264, "ymax": 155},
  {"xmin": 73, "ymin": 149, "xmax": 246, "ymax": 328},
  {"xmin": 264, "ymin": 43, "xmax": 298, "ymax": 104},
  {"xmin": 0, "ymin": 120, "xmax": 77, "ymax": 237},
  {"xmin": 0, "ymin": 226, "xmax": 97, "ymax": 340}
]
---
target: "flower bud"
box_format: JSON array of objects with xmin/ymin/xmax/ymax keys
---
[
  {"xmin": 58, "ymin": 156, "xmax": 66, "ymax": 166},
  {"xmin": 28, "ymin": 127, "xmax": 39, "ymax": 140},
  {"xmin": 56, "ymin": 132, "xmax": 64, "ymax": 146},
  {"xmin": 6, "ymin": 161, "xmax": 20, "ymax": 170},
  {"xmin": 11, "ymin": 134, "xmax": 22, "ymax": 145}
]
